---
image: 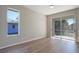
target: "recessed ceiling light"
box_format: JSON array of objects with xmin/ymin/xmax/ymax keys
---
[{"xmin": 50, "ymin": 5, "xmax": 54, "ymax": 8}]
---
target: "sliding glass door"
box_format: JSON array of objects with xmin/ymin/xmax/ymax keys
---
[{"xmin": 53, "ymin": 16, "xmax": 76, "ymax": 41}]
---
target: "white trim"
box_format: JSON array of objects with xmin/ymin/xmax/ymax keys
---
[{"xmin": 0, "ymin": 36, "xmax": 45, "ymax": 49}]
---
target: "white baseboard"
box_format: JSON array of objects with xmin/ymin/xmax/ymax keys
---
[{"xmin": 0, "ymin": 36, "xmax": 45, "ymax": 49}]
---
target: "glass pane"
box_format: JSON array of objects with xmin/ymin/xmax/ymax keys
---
[
  {"xmin": 7, "ymin": 9, "xmax": 19, "ymax": 23},
  {"xmin": 8, "ymin": 23, "xmax": 18, "ymax": 35},
  {"xmin": 62, "ymin": 16, "xmax": 76, "ymax": 38},
  {"xmin": 55, "ymin": 20, "xmax": 61, "ymax": 35},
  {"xmin": 62, "ymin": 19, "xmax": 68, "ymax": 35}
]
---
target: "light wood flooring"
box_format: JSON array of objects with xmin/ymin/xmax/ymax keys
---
[{"xmin": 0, "ymin": 38, "xmax": 79, "ymax": 53}]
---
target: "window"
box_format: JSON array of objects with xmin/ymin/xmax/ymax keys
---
[{"xmin": 7, "ymin": 8, "xmax": 20, "ymax": 35}]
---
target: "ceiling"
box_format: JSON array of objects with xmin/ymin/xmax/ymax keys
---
[{"xmin": 25, "ymin": 5, "xmax": 79, "ymax": 15}]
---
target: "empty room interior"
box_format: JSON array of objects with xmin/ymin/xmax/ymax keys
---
[{"xmin": 0, "ymin": 5, "xmax": 79, "ymax": 53}]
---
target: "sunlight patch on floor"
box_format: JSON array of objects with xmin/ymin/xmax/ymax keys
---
[{"xmin": 51, "ymin": 36, "xmax": 75, "ymax": 42}]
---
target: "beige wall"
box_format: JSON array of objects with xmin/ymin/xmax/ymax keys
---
[
  {"xmin": 0, "ymin": 5, "xmax": 46, "ymax": 48},
  {"xmin": 47, "ymin": 8, "xmax": 79, "ymax": 42}
]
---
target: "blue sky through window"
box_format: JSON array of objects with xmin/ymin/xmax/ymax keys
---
[
  {"xmin": 67, "ymin": 17, "xmax": 75, "ymax": 25},
  {"xmin": 7, "ymin": 9, "xmax": 19, "ymax": 23}
]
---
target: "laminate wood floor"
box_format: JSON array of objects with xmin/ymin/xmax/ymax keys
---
[{"xmin": 0, "ymin": 38, "xmax": 79, "ymax": 53}]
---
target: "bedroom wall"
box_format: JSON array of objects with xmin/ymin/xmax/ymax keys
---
[{"xmin": 0, "ymin": 5, "xmax": 46, "ymax": 48}]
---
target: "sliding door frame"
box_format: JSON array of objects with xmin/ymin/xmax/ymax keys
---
[{"xmin": 52, "ymin": 15, "xmax": 77, "ymax": 41}]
